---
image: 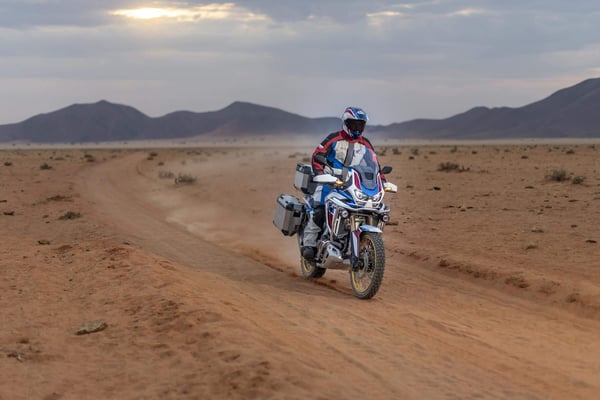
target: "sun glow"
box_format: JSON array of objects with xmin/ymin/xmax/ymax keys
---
[
  {"xmin": 113, "ymin": 7, "xmax": 188, "ymax": 20},
  {"xmin": 112, "ymin": 3, "xmax": 265, "ymax": 21}
]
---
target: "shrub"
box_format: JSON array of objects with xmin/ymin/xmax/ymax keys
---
[
  {"xmin": 59, "ymin": 211, "xmax": 81, "ymax": 220},
  {"xmin": 175, "ymin": 174, "xmax": 196, "ymax": 185},
  {"xmin": 3, "ymin": 161, "xmax": 12, "ymax": 166},
  {"xmin": 545, "ymin": 169, "xmax": 568, "ymax": 182},
  {"xmin": 505, "ymin": 275, "xmax": 530, "ymax": 288},
  {"xmin": 40, "ymin": 163, "xmax": 52, "ymax": 170},
  {"xmin": 47, "ymin": 195, "xmax": 71, "ymax": 202},
  {"xmin": 571, "ymin": 176, "xmax": 585, "ymax": 185},
  {"xmin": 437, "ymin": 162, "xmax": 469, "ymax": 172}
]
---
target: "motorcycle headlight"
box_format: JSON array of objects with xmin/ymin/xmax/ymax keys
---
[
  {"xmin": 354, "ymin": 189, "xmax": 368, "ymax": 201},
  {"xmin": 372, "ymin": 191, "xmax": 384, "ymax": 203}
]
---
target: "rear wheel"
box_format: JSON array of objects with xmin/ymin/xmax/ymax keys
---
[
  {"xmin": 300, "ymin": 257, "xmax": 326, "ymax": 279},
  {"xmin": 350, "ymin": 232, "xmax": 385, "ymax": 299}
]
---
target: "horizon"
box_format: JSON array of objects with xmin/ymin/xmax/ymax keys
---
[{"xmin": 1, "ymin": 76, "xmax": 597, "ymax": 127}]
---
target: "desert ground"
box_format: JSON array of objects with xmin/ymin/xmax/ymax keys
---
[{"xmin": 1, "ymin": 141, "xmax": 599, "ymax": 399}]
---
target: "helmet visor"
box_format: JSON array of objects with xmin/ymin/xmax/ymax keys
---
[{"xmin": 345, "ymin": 119, "xmax": 366, "ymax": 133}]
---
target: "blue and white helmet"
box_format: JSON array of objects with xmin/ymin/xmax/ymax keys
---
[{"xmin": 342, "ymin": 106, "xmax": 368, "ymax": 139}]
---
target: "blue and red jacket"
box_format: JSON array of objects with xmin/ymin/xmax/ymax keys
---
[{"xmin": 312, "ymin": 130, "xmax": 385, "ymax": 181}]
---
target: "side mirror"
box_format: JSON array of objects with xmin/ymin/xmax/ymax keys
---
[
  {"xmin": 314, "ymin": 154, "xmax": 328, "ymax": 166},
  {"xmin": 381, "ymin": 166, "xmax": 393, "ymax": 174}
]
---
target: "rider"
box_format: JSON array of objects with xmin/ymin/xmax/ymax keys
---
[{"xmin": 302, "ymin": 106, "xmax": 385, "ymax": 260}]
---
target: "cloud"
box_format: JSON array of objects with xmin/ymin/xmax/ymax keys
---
[
  {"xmin": 2, "ymin": 0, "xmax": 600, "ymax": 125},
  {"xmin": 446, "ymin": 8, "xmax": 489, "ymax": 17}
]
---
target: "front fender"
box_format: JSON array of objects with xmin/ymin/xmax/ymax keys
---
[{"xmin": 359, "ymin": 225, "xmax": 382, "ymax": 233}]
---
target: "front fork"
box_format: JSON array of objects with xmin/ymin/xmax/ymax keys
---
[{"xmin": 350, "ymin": 225, "xmax": 382, "ymax": 269}]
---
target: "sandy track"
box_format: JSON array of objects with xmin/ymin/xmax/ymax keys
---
[{"xmin": 73, "ymin": 150, "xmax": 600, "ymax": 399}]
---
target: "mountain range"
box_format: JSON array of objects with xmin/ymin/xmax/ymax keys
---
[
  {"xmin": 375, "ymin": 77, "xmax": 600, "ymax": 139},
  {"xmin": 1, "ymin": 78, "xmax": 600, "ymax": 143}
]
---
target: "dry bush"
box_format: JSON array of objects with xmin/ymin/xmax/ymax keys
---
[
  {"xmin": 437, "ymin": 162, "xmax": 469, "ymax": 172},
  {"xmin": 40, "ymin": 162, "xmax": 52, "ymax": 170},
  {"xmin": 545, "ymin": 169, "xmax": 569, "ymax": 182},
  {"xmin": 58, "ymin": 211, "xmax": 81, "ymax": 220},
  {"xmin": 175, "ymin": 174, "xmax": 196, "ymax": 185},
  {"xmin": 505, "ymin": 275, "xmax": 530, "ymax": 289},
  {"xmin": 47, "ymin": 195, "xmax": 72, "ymax": 202},
  {"xmin": 571, "ymin": 176, "xmax": 585, "ymax": 185},
  {"xmin": 3, "ymin": 161, "xmax": 12, "ymax": 166}
]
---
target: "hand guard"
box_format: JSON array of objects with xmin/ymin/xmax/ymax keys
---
[{"xmin": 383, "ymin": 182, "xmax": 398, "ymax": 193}]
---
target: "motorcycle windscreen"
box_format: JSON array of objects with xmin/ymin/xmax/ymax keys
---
[{"xmin": 347, "ymin": 146, "xmax": 380, "ymax": 191}]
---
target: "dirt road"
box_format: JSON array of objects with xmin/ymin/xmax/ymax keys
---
[{"xmin": 76, "ymin": 149, "xmax": 600, "ymax": 399}]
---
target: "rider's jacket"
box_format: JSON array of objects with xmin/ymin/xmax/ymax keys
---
[{"xmin": 311, "ymin": 130, "xmax": 385, "ymax": 181}]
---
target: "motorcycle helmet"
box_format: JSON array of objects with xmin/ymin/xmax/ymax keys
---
[{"xmin": 342, "ymin": 106, "xmax": 368, "ymax": 139}]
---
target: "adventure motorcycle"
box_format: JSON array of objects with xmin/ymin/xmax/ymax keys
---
[{"xmin": 274, "ymin": 147, "xmax": 397, "ymax": 299}]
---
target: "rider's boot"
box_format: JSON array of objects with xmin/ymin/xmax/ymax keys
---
[{"xmin": 302, "ymin": 246, "xmax": 317, "ymax": 260}]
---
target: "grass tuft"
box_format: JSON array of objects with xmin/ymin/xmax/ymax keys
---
[{"xmin": 58, "ymin": 211, "xmax": 81, "ymax": 220}]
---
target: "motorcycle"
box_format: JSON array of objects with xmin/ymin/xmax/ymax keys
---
[{"xmin": 274, "ymin": 146, "xmax": 397, "ymax": 299}]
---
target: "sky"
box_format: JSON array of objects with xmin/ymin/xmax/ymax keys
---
[{"xmin": 1, "ymin": 0, "xmax": 600, "ymax": 125}]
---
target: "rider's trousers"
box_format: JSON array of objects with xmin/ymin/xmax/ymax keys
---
[{"xmin": 303, "ymin": 186, "xmax": 323, "ymax": 248}]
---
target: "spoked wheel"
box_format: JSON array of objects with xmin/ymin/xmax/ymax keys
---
[
  {"xmin": 297, "ymin": 227, "xmax": 326, "ymax": 279},
  {"xmin": 300, "ymin": 257, "xmax": 326, "ymax": 279},
  {"xmin": 350, "ymin": 232, "xmax": 385, "ymax": 299}
]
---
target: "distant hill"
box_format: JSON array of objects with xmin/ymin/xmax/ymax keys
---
[
  {"xmin": 0, "ymin": 100, "xmax": 341, "ymax": 143},
  {"xmin": 2, "ymin": 78, "xmax": 600, "ymax": 143},
  {"xmin": 372, "ymin": 78, "xmax": 600, "ymax": 139}
]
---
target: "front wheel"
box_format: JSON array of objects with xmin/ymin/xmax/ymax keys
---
[{"xmin": 350, "ymin": 232, "xmax": 385, "ymax": 299}]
